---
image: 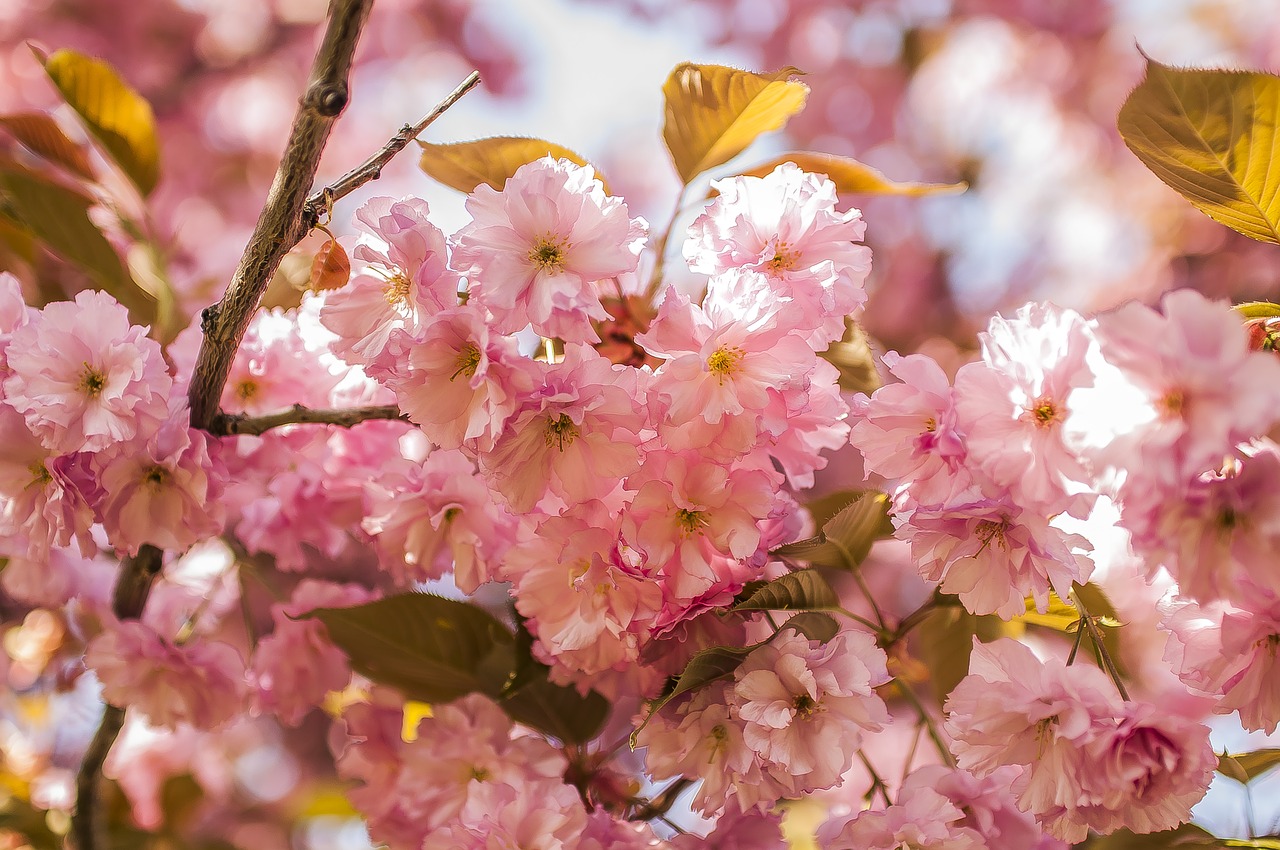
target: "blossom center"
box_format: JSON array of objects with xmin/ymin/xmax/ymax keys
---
[
  {"xmin": 706, "ymin": 346, "xmax": 745, "ymax": 383},
  {"xmin": 793, "ymin": 693, "xmax": 818, "ymax": 718},
  {"xmin": 1029, "ymin": 397, "xmax": 1061, "ymax": 428},
  {"xmin": 923, "ymin": 416, "xmax": 937, "ymax": 433},
  {"xmin": 235, "ymin": 379, "xmax": 259, "ymax": 403},
  {"xmin": 529, "ymin": 237, "xmax": 567, "ymax": 273},
  {"xmin": 79, "ymin": 364, "xmax": 107, "ymax": 398},
  {"xmin": 143, "ymin": 466, "xmax": 169, "ymax": 489},
  {"xmin": 1159, "ymin": 389, "xmax": 1185, "ymax": 420},
  {"xmin": 451, "ymin": 343, "xmax": 481, "ymax": 381},
  {"xmin": 974, "ymin": 517, "xmax": 1010, "ymax": 552},
  {"xmin": 544, "ymin": 413, "xmax": 579, "ymax": 451},
  {"xmin": 383, "ymin": 271, "xmax": 412, "ymax": 307},
  {"xmin": 470, "ymin": 766, "xmax": 491, "ymax": 782},
  {"xmin": 675, "ymin": 508, "xmax": 708, "ymax": 535},
  {"xmin": 28, "ymin": 461, "xmax": 51, "ymax": 488},
  {"xmin": 766, "ymin": 241, "xmax": 799, "ymax": 272}
]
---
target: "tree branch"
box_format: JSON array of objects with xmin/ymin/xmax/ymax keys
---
[
  {"xmin": 301, "ymin": 70, "xmax": 480, "ymax": 228},
  {"xmin": 187, "ymin": 0, "xmax": 375, "ymax": 430},
  {"xmin": 69, "ymin": 544, "xmax": 164, "ymax": 850},
  {"xmin": 212, "ymin": 403, "xmax": 406, "ymax": 437}
]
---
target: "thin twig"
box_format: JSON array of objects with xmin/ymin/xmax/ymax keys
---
[
  {"xmin": 302, "ymin": 70, "xmax": 481, "ymax": 227},
  {"xmin": 857, "ymin": 749, "xmax": 894, "ymax": 807},
  {"xmin": 70, "ymin": 544, "xmax": 163, "ymax": 850},
  {"xmin": 211, "ymin": 403, "xmax": 406, "ymax": 437},
  {"xmin": 187, "ymin": 0, "xmax": 375, "ymax": 430},
  {"xmin": 630, "ymin": 777, "xmax": 693, "ymax": 821},
  {"xmin": 896, "ymin": 678, "xmax": 956, "ymax": 768},
  {"xmin": 1070, "ymin": 588, "xmax": 1130, "ymax": 701}
]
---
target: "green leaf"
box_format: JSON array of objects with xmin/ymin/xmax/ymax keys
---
[
  {"xmin": 37, "ymin": 48, "xmax": 159, "ymax": 196},
  {"xmin": 822, "ymin": 318, "xmax": 881, "ymax": 395},
  {"xmin": 780, "ymin": 612, "xmax": 839, "ymax": 643},
  {"xmin": 738, "ymin": 151, "xmax": 966, "ymax": 196},
  {"xmin": 1118, "ymin": 53, "xmax": 1280, "ymax": 243},
  {"xmin": 1086, "ymin": 823, "xmax": 1222, "ymax": 849},
  {"xmin": 0, "ymin": 113, "xmax": 95, "ymax": 180},
  {"xmin": 305, "ymin": 593, "xmax": 516, "ymax": 703},
  {"xmin": 731, "ymin": 570, "xmax": 840, "ymax": 613},
  {"xmin": 776, "ymin": 492, "xmax": 892, "ymax": 572},
  {"xmin": 418, "ymin": 136, "xmax": 608, "ymax": 195},
  {"xmin": 636, "ymin": 644, "xmax": 754, "ymax": 741},
  {"xmin": 499, "ymin": 676, "xmax": 609, "ymax": 745},
  {"xmin": 0, "ymin": 167, "xmax": 154, "ymax": 320},
  {"xmin": 1217, "ymin": 748, "xmax": 1280, "ymax": 782},
  {"xmin": 915, "ymin": 606, "xmax": 1005, "ymax": 705},
  {"xmin": 662, "ymin": 63, "xmax": 808, "ymax": 183},
  {"xmin": 1235, "ymin": 301, "xmax": 1280, "ymax": 319}
]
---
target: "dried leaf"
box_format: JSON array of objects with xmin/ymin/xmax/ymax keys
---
[
  {"xmin": 738, "ymin": 151, "xmax": 965, "ymax": 196},
  {"xmin": 0, "ymin": 112, "xmax": 94, "ymax": 180},
  {"xmin": 1217, "ymin": 748, "xmax": 1280, "ymax": 783},
  {"xmin": 309, "ymin": 238, "xmax": 350, "ymax": 292},
  {"xmin": 1119, "ymin": 53, "xmax": 1280, "ymax": 243},
  {"xmin": 662, "ymin": 63, "xmax": 808, "ymax": 183},
  {"xmin": 37, "ymin": 48, "xmax": 159, "ymax": 196},
  {"xmin": 419, "ymin": 136, "xmax": 608, "ymax": 194}
]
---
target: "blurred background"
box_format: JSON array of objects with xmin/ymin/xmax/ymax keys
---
[{"xmin": 3, "ymin": 0, "xmax": 1280, "ymax": 847}]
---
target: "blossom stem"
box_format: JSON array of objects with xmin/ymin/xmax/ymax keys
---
[
  {"xmin": 302, "ymin": 70, "xmax": 482, "ymax": 227},
  {"xmin": 1069, "ymin": 588, "xmax": 1130, "ymax": 701},
  {"xmin": 851, "ymin": 568, "xmax": 887, "ymax": 630},
  {"xmin": 896, "ymin": 678, "xmax": 956, "ymax": 767},
  {"xmin": 645, "ymin": 184, "xmax": 687, "ymax": 299},
  {"xmin": 187, "ymin": 0, "xmax": 375, "ymax": 430},
  {"xmin": 70, "ymin": 544, "xmax": 163, "ymax": 850},
  {"xmin": 835, "ymin": 605, "xmax": 883, "ymax": 633},
  {"xmin": 857, "ymin": 749, "xmax": 894, "ymax": 807},
  {"xmin": 211, "ymin": 403, "xmax": 407, "ymax": 437},
  {"xmin": 1065, "ymin": 616, "xmax": 1086, "ymax": 666}
]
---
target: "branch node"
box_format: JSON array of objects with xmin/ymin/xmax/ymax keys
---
[{"xmin": 307, "ymin": 81, "xmax": 350, "ymax": 116}]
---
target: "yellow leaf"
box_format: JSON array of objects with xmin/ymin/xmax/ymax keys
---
[
  {"xmin": 738, "ymin": 151, "xmax": 967, "ymax": 196},
  {"xmin": 1118, "ymin": 53, "xmax": 1280, "ymax": 243},
  {"xmin": 0, "ymin": 113, "xmax": 95, "ymax": 181},
  {"xmin": 662, "ymin": 63, "xmax": 809, "ymax": 184},
  {"xmin": 418, "ymin": 137, "xmax": 608, "ymax": 195},
  {"xmin": 37, "ymin": 48, "xmax": 160, "ymax": 196},
  {"xmin": 400, "ymin": 700, "xmax": 433, "ymax": 742},
  {"xmin": 1015, "ymin": 592, "xmax": 1080, "ymax": 632}
]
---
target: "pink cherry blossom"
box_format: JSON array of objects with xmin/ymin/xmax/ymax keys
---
[
  {"xmin": 685, "ymin": 162, "xmax": 872, "ymax": 346},
  {"xmin": 0, "ymin": 405, "xmax": 97, "ymax": 560},
  {"xmin": 320, "ymin": 196, "xmax": 458, "ymax": 365},
  {"xmin": 249, "ymin": 580, "xmax": 378, "ymax": 726},
  {"xmin": 731, "ymin": 628, "xmax": 890, "ymax": 792},
  {"xmin": 452, "ymin": 156, "xmax": 647, "ymax": 343},
  {"xmin": 3, "ymin": 290, "xmax": 171, "ymax": 453},
  {"xmin": 85, "ymin": 620, "xmax": 246, "ymax": 731},
  {"xmin": 387, "ymin": 303, "xmax": 537, "ymax": 450},
  {"xmin": 362, "ymin": 450, "xmax": 516, "ymax": 592},
  {"xmin": 895, "ymin": 494, "xmax": 1093, "ymax": 619},
  {"xmin": 900, "ymin": 765, "xmax": 1044, "ymax": 850},
  {"xmin": 818, "ymin": 785, "xmax": 984, "ymax": 850},
  {"xmin": 93, "ymin": 411, "xmax": 227, "ymax": 556}
]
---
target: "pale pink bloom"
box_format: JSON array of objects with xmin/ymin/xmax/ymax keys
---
[
  {"xmin": 954, "ymin": 303, "xmax": 1098, "ymax": 513},
  {"xmin": 685, "ymin": 162, "xmax": 872, "ymax": 346},
  {"xmin": 1045, "ymin": 701, "xmax": 1213, "ymax": 842},
  {"xmin": 3, "ymin": 290, "xmax": 171, "ymax": 453},
  {"xmin": 0, "ymin": 546, "xmax": 115, "ymax": 608},
  {"xmin": 363, "ymin": 451, "xmax": 515, "ymax": 592},
  {"xmin": 249, "ymin": 580, "xmax": 378, "ymax": 726},
  {"xmin": 818, "ymin": 786, "xmax": 985, "ymax": 850},
  {"xmin": 624, "ymin": 450, "xmax": 781, "ymax": 600},
  {"xmin": 944, "ymin": 638, "xmax": 1122, "ymax": 822},
  {"xmin": 0, "ymin": 405, "xmax": 96, "ymax": 559},
  {"xmin": 580, "ymin": 809, "xmax": 669, "ymax": 850},
  {"xmin": 850, "ymin": 351, "xmax": 968, "ymax": 505},
  {"xmin": 732, "ymin": 628, "xmax": 890, "ymax": 791},
  {"xmin": 388, "ymin": 304, "xmax": 537, "ymax": 450},
  {"xmin": 452, "ymin": 156, "xmax": 647, "ymax": 343},
  {"xmin": 218, "ymin": 306, "xmax": 343, "ymax": 416},
  {"xmin": 0, "ymin": 271, "xmax": 33, "ymax": 376},
  {"xmin": 94, "ymin": 412, "xmax": 227, "ymax": 556},
  {"xmin": 320, "ymin": 196, "xmax": 459, "ymax": 364},
  {"xmin": 759, "ymin": 358, "xmax": 851, "ymax": 489},
  {"xmin": 896, "ymin": 493, "xmax": 1093, "ymax": 619},
  {"xmin": 1127, "ymin": 441, "xmax": 1280, "ymax": 603},
  {"xmin": 479, "ymin": 344, "xmax": 644, "ymax": 512},
  {"xmin": 508, "ymin": 506, "xmax": 662, "ymax": 676},
  {"xmin": 673, "ymin": 803, "xmax": 784, "ymax": 849},
  {"xmin": 85, "ymin": 620, "xmax": 246, "ymax": 730},
  {"xmin": 337, "ymin": 693, "xmax": 568, "ymax": 848},
  {"xmin": 639, "ymin": 284, "xmax": 816, "ymax": 426},
  {"xmin": 1089, "ymin": 289, "xmax": 1280, "ymax": 488},
  {"xmin": 1162, "ymin": 595, "xmax": 1280, "ymax": 733},
  {"xmin": 637, "ymin": 683, "xmax": 762, "ymax": 816},
  {"xmin": 900, "ymin": 765, "xmax": 1043, "ymax": 850},
  {"xmin": 424, "ymin": 777, "xmax": 588, "ymax": 850}
]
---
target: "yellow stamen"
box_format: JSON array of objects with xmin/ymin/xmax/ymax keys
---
[
  {"xmin": 706, "ymin": 346, "xmax": 745, "ymax": 384},
  {"xmin": 529, "ymin": 237, "xmax": 567, "ymax": 273},
  {"xmin": 451, "ymin": 344, "xmax": 481, "ymax": 381},
  {"xmin": 544, "ymin": 413, "xmax": 579, "ymax": 451},
  {"xmin": 79, "ymin": 364, "xmax": 106, "ymax": 398}
]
